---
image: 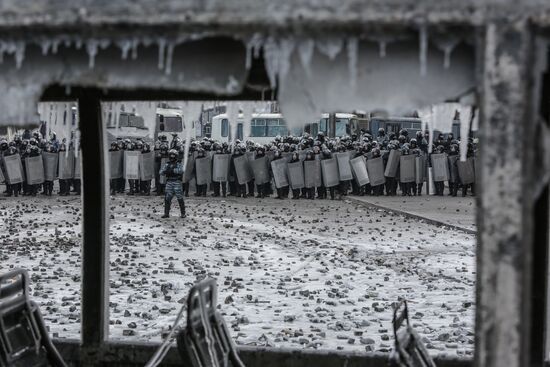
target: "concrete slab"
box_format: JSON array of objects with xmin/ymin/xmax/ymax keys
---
[{"xmin": 348, "ymin": 195, "xmax": 476, "ymax": 234}]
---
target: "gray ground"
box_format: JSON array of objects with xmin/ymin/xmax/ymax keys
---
[{"xmin": 0, "ymin": 193, "xmax": 476, "ymax": 357}]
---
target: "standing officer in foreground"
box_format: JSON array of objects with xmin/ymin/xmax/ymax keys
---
[{"xmin": 159, "ymin": 149, "xmax": 186, "ymax": 218}]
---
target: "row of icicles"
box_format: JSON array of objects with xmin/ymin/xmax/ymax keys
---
[{"xmin": 0, "ymin": 28, "xmax": 460, "ymax": 80}]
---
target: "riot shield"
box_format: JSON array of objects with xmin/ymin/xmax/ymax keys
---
[
  {"xmin": 399, "ymin": 155, "xmax": 416, "ymax": 183},
  {"xmin": 350, "ymin": 156, "xmax": 370, "ymax": 186},
  {"xmin": 58, "ymin": 152, "xmax": 75, "ymax": 179},
  {"xmin": 74, "ymin": 153, "xmax": 82, "ymax": 179},
  {"xmin": 139, "ymin": 152, "xmax": 155, "ymax": 181},
  {"xmin": 304, "ymin": 159, "xmax": 322, "ymax": 188},
  {"xmin": 457, "ymin": 157, "xmax": 475, "ymax": 185},
  {"xmin": 42, "ymin": 152, "xmax": 58, "ymax": 181},
  {"xmin": 281, "ymin": 152, "xmax": 293, "ymax": 162},
  {"xmin": 431, "ymin": 153, "xmax": 449, "ymax": 181},
  {"xmin": 447, "ymin": 156, "xmax": 459, "ymax": 183},
  {"xmin": 110, "ymin": 151, "xmax": 123, "ymax": 179},
  {"xmin": 159, "ymin": 157, "xmax": 168, "ymax": 184},
  {"xmin": 287, "ymin": 161, "xmax": 305, "ymax": 189},
  {"xmin": 0, "ymin": 165, "xmax": 4, "ymax": 183},
  {"xmin": 25, "ymin": 156, "xmax": 45, "ymax": 185},
  {"xmin": 384, "ymin": 150, "xmax": 401, "ymax": 178},
  {"xmin": 195, "ymin": 157, "xmax": 212, "ymax": 185},
  {"xmin": 245, "ymin": 151, "xmax": 256, "ymax": 162},
  {"xmin": 212, "ymin": 154, "xmax": 230, "ymax": 183},
  {"xmin": 3, "ymin": 154, "xmax": 23, "ymax": 184},
  {"xmin": 321, "ymin": 158, "xmax": 339, "ymax": 188},
  {"xmin": 298, "ymin": 150, "xmax": 307, "ymax": 162},
  {"xmin": 366, "ymin": 157, "xmax": 386, "ymax": 186},
  {"xmin": 271, "ymin": 159, "xmax": 289, "ymax": 188},
  {"xmin": 415, "ymin": 156, "xmax": 426, "ymax": 184},
  {"xmin": 183, "ymin": 155, "xmax": 195, "ymax": 183},
  {"xmin": 233, "ymin": 155, "xmax": 252, "ymax": 185},
  {"xmin": 335, "ymin": 152, "xmax": 353, "ymax": 181},
  {"xmin": 123, "ymin": 151, "xmax": 141, "ymax": 180},
  {"xmin": 250, "ymin": 156, "xmax": 269, "ymax": 184}
]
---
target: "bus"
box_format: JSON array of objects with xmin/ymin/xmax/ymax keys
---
[
  {"xmin": 369, "ymin": 116, "xmax": 461, "ymax": 138},
  {"xmin": 211, "ymin": 112, "xmax": 362, "ymax": 144}
]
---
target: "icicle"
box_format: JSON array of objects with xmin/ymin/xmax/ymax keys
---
[
  {"xmin": 0, "ymin": 42, "xmax": 6, "ymax": 63},
  {"xmin": 228, "ymin": 103, "xmax": 239, "ymax": 146},
  {"xmin": 298, "ymin": 39, "xmax": 314, "ymax": 76},
  {"xmin": 246, "ymin": 34, "xmax": 263, "ymax": 70},
  {"xmin": 74, "ymin": 129, "xmax": 81, "ymax": 158},
  {"xmin": 378, "ymin": 41, "xmax": 387, "ymax": 58},
  {"xmin": 471, "ymin": 109, "xmax": 479, "ymax": 132},
  {"xmin": 131, "ymin": 38, "xmax": 139, "ymax": 60},
  {"xmin": 86, "ymin": 39, "xmax": 98, "ymax": 69},
  {"xmin": 434, "ymin": 37, "xmax": 460, "ymax": 69},
  {"xmin": 459, "ymin": 105, "xmax": 472, "ymax": 161},
  {"xmin": 164, "ymin": 42, "xmax": 175, "ymax": 75},
  {"xmin": 432, "ymin": 103, "xmax": 459, "ymax": 134},
  {"xmin": 263, "ymin": 37, "xmax": 280, "ymax": 88},
  {"xmin": 75, "ymin": 39, "xmax": 82, "ymax": 49},
  {"xmin": 157, "ymin": 38, "xmax": 166, "ymax": 70},
  {"xmin": 316, "ymin": 38, "xmax": 343, "ymax": 60},
  {"xmin": 347, "ymin": 38, "xmax": 358, "ymax": 90},
  {"xmin": 63, "ymin": 38, "xmax": 71, "ymax": 48},
  {"xmin": 118, "ymin": 39, "xmax": 131, "ymax": 60},
  {"xmin": 14, "ymin": 42, "xmax": 25, "ymax": 69},
  {"xmin": 65, "ymin": 85, "xmax": 71, "ymax": 95},
  {"xmin": 51, "ymin": 39, "xmax": 60, "ymax": 54},
  {"xmin": 419, "ymin": 26, "xmax": 428, "ymax": 77},
  {"xmin": 41, "ymin": 39, "xmax": 52, "ymax": 56},
  {"xmin": 278, "ymin": 38, "xmax": 295, "ymax": 81}
]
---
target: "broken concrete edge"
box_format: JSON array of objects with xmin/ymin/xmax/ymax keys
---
[
  {"xmin": 347, "ymin": 196, "xmax": 476, "ymax": 235},
  {"xmin": 52, "ymin": 338, "xmax": 472, "ymax": 367}
]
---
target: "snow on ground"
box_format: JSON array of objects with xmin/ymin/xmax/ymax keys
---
[{"xmin": 0, "ymin": 194, "xmax": 476, "ymax": 357}]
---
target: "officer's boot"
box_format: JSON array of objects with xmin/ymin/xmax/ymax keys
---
[
  {"xmin": 162, "ymin": 199, "xmax": 171, "ymax": 218},
  {"xmin": 177, "ymin": 198, "xmax": 186, "ymax": 218},
  {"xmin": 417, "ymin": 183, "xmax": 423, "ymax": 196},
  {"xmin": 212, "ymin": 182, "xmax": 220, "ymax": 197},
  {"xmin": 222, "ymin": 183, "xmax": 227, "ymax": 197}
]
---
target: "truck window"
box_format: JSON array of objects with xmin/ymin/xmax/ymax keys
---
[
  {"xmin": 250, "ymin": 119, "xmax": 267, "ymax": 137},
  {"xmin": 221, "ymin": 118, "xmax": 229, "ymax": 137},
  {"xmin": 267, "ymin": 119, "xmax": 287, "ymax": 136}
]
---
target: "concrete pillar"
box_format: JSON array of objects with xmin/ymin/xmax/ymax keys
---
[
  {"xmin": 78, "ymin": 89, "xmax": 110, "ymax": 365},
  {"xmin": 475, "ymin": 20, "xmax": 541, "ymax": 367}
]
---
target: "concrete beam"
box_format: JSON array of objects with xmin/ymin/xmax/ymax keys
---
[{"xmin": 475, "ymin": 19, "xmax": 541, "ymax": 367}]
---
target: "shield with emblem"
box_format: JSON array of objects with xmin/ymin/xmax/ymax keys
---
[
  {"xmin": 195, "ymin": 157, "xmax": 212, "ymax": 185},
  {"xmin": 109, "ymin": 151, "xmax": 123, "ymax": 179},
  {"xmin": 304, "ymin": 159, "xmax": 322, "ymax": 188},
  {"xmin": 457, "ymin": 157, "xmax": 475, "ymax": 184},
  {"xmin": 42, "ymin": 152, "xmax": 58, "ymax": 181},
  {"xmin": 25, "ymin": 156, "xmax": 45, "ymax": 184},
  {"xmin": 366, "ymin": 157, "xmax": 386, "ymax": 186},
  {"xmin": 287, "ymin": 161, "xmax": 305, "ymax": 189},
  {"xmin": 431, "ymin": 153, "xmax": 449, "ymax": 181},
  {"xmin": 250, "ymin": 156, "xmax": 270, "ymax": 185},
  {"xmin": 3, "ymin": 154, "xmax": 23, "ymax": 184},
  {"xmin": 123, "ymin": 151, "xmax": 140, "ymax": 180},
  {"xmin": 350, "ymin": 156, "xmax": 370, "ymax": 186},
  {"xmin": 271, "ymin": 159, "xmax": 289, "ymax": 188},
  {"xmin": 321, "ymin": 158, "xmax": 339, "ymax": 188},
  {"xmin": 213, "ymin": 154, "xmax": 230, "ymax": 182},
  {"xmin": 335, "ymin": 152, "xmax": 353, "ymax": 181},
  {"xmin": 448, "ymin": 156, "xmax": 459, "ymax": 183},
  {"xmin": 58, "ymin": 152, "xmax": 75, "ymax": 179},
  {"xmin": 233, "ymin": 155, "xmax": 252, "ymax": 185},
  {"xmin": 139, "ymin": 152, "xmax": 155, "ymax": 181},
  {"xmin": 415, "ymin": 156, "xmax": 426, "ymax": 184},
  {"xmin": 399, "ymin": 155, "xmax": 416, "ymax": 183},
  {"xmin": 384, "ymin": 150, "xmax": 401, "ymax": 178}
]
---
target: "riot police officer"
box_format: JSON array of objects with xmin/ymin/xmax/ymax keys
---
[{"xmin": 159, "ymin": 149, "xmax": 186, "ymax": 218}]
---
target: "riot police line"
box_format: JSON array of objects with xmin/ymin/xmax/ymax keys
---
[
  {"xmin": 0, "ymin": 136, "xmax": 81, "ymax": 197},
  {"xmin": 0, "ymin": 129, "xmax": 477, "ymax": 199}
]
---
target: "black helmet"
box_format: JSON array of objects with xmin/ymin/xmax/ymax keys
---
[
  {"xmin": 168, "ymin": 149, "xmax": 178, "ymax": 160},
  {"xmin": 378, "ymin": 128, "xmax": 385, "ymax": 135}
]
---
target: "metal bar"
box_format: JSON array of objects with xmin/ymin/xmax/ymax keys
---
[
  {"xmin": 475, "ymin": 20, "xmax": 537, "ymax": 367},
  {"xmin": 77, "ymin": 89, "xmax": 110, "ymax": 363}
]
